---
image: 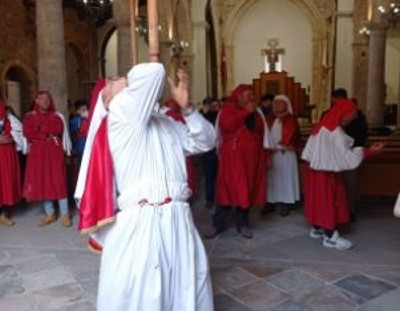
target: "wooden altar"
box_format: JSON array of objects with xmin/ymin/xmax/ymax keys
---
[{"xmin": 252, "ymin": 70, "xmax": 313, "ymax": 121}]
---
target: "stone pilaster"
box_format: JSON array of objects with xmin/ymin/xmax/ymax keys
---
[
  {"xmin": 366, "ymin": 24, "xmax": 387, "ymax": 126},
  {"xmin": 113, "ymin": 0, "xmax": 133, "ymax": 75},
  {"xmin": 191, "ymin": 21, "xmax": 208, "ymax": 104},
  {"xmin": 36, "ymin": 0, "xmax": 68, "ymax": 117}
]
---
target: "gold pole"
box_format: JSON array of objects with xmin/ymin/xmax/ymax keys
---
[
  {"xmin": 147, "ymin": 0, "xmax": 160, "ymax": 62},
  {"xmin": 130, "ymin": 0, "xmax": 138, "ymax": 65}
]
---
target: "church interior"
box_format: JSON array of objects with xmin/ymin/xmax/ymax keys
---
[{"xmin": 0, "ymin": 0, "xmax": 399, "ymax": 310}]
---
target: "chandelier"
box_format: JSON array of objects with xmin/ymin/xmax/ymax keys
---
[
  {"xmin": 76, "ymin": 0, "xmax": 113, "ymax": 26},
  {"xmin": 377, "ymin": 1, "xmax": 400, "ymax": 27}
]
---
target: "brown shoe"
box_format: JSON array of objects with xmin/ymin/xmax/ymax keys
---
[
  {"xmin": 0, "ymin": 214, "xmax": 15, "ymax": 226},
  {"xmin": 61, "ymin": 215, "xmax": 72, "ymax": 227},
  {"xmin": 37, "ymin": 214, "xmax": 56, "ymax": 227}
]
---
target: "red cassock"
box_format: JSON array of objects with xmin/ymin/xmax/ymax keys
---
[
  {"xmin": 303, "ymin": 164, "xmax": 349, "ymax": 230},
  {"xmin": 217, "ymin": 102, "xmax": 267, "ymax": 208},
  {"xmin": 0, "ymin": 116, "xmax": 21, "ymax": 205},
  {"xmin": 23, "ymin": 111, "xmax": 67, "ymax": 201}
]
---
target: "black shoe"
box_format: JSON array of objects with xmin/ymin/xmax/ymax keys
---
[
  {"xmin": 237, "ymin": 226, "xmax": 253, "ymax": 239},
  {"xmin": 260, "ymin": 203, "xmax": 275, "ymax": 215},
  {"xmin": 279, "ymin": 204, "xmax": 291, "ymax": 217},
  {"xmin": 204, "ymin": 227, "xmax": 225, "ymax": 239}
]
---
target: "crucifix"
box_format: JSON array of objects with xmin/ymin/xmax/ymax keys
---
[{"xmin": 262, "ymin": 39, "xmax": 285, "ymax": 73}]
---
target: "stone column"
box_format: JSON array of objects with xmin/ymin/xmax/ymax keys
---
[
  {"xmin": 191, "ymin": 21, "xmax": 208, "ymax": 104},
  {"xmin": 36, "ymin": 0, "xmax": 68, "ymax": 117},
  {"xmin": 113, "ymin": 0, "xmax": 133, "ymax": 75},
  {"xmin": 366, "ymin": 24, "xmax": 387, "ymax": 126}
]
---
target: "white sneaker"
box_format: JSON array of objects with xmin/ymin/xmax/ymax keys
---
[
  {"xmin": 309, "ymin": 227, "xmax": 324, "ymax": 239},
  {"xmin": 322, "ymin": 231, "xmax": 353, "ymax": 250}
]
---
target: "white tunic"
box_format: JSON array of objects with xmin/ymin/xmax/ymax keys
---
[
  {"xmin": 267, "ymin": 118, "xmax": 300, "ymax": 204},
  {"xmin": 301, "ymin": 126, "xmax": 363, "ymax": 172},
  {"xmin": 95, "ymin": 63, "xmax": 215, "ymax": 311}
]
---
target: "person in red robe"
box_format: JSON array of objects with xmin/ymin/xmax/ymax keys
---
[
  {"xmin": 301, "ymin": 99, "xmax": 384, "ymax": 250},
  {"xmin": 207, "ymin": 84, "xmax": 268, "ymax": 239},
  {"xmin": 23, "ymin": 91, "xmax": 72, "ymax": 227},
  {"xmin": 163, "ymin": 98, "xmax": 197, "ymax": 198},
  {"xmin": 0, "ymin": 102, "xmax": 22, "ymax": 226}
]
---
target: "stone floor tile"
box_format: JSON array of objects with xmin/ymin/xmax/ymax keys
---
[
  {"xmin": 48, "ymin": 300, "xmax": 95, "ymax": 311},
  {"xmin": 265, "ymin": 270, "xmax": 324, "ymax": 297},
  {"xmin": 0, "ymin": 295, "xmax": 37, "ymax": 311},
  {"xmin": 23, "ymin": 266, "xmax": 77, "ymax": 293},
  {"xmin": 32, "ymin": 283, "xmax": 86, "ymax": 311},
  {"xmin": 211, "ymin": 266, "xmax": 258, "ymax": 290},
  {"xmin": 298, "ymin": 286, "xmax": 356, "ymax": 311},
  {"xmin": 357, "ymin": 287, "xmax": 400, "ymax": 311},
  {"xmin": 334, "ymin": 274, "xmax": 396, "ymax": 300},
  {"xmin": 271, "ymin": 299, "xmax": 314, "ymax": 311},
  {"xmin": 294, "ymin": 262, "xmax": 356, "ymax": 283},
  {"xmin": 240, "ymin": 264, "xmax": 289, "ymax": 279},
  {"xmin": 227, "ymin": 280, "xmax": 288, "ymax": 310},
  {"xmin": 0, "ymin": 264, "xmax": 26, "ymax": 298},
  {"xmin": 214, "ymin": 293, "xmax": 251, "ymax": 311}
]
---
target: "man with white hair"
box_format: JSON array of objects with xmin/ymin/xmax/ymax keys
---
[{"xmin": 75, "ymin": 63, "xmax": 215, "ymax": 310}]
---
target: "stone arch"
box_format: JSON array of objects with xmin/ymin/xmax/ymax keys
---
[
  {"xmin": 99, "ymin": 25, "xmax": 117, "ymax": 77},
  {"xmin": 220, "ymin": 0, "xmax": 336, "ymax": 111},
  {"xmin": 1, "ymin": 60, "xmax": 36, "ymax": 117}
]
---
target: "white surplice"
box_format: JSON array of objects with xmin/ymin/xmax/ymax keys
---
[
  {"xmin": 267, "ymin": 118, "xmax": 300, "ymax": 204},
  {"xmin": 301, "ymin": 126, "xmax": 363, "ymax": 171},
  {"xmin": 93, "ymin": 63, "xmax": 214, "ymax": 311}
]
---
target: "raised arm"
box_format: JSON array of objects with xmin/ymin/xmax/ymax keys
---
[{"xmin": 108, "ymin": 63, "xmax": 166, "ymax": 126}]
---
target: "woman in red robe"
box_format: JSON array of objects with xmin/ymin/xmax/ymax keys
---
[
  {"xmin": 23, "ymin": 91, "xmax": 72, "ymax": 227},
  {"xmin": 209, "ymin": 84, "xmax": 267, "ymax": 239},
  {"xmin": 0, "ymin": 102, "xmax": 22, "ymax": 226},
  {"xmin": 302, "ymin": 99, "xmax": 384, "ymax": 250}
]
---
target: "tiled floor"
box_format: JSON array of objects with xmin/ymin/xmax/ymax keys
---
[{"xmin": 0, "ymin": 196, "xmax": 399, "ymax": 311}]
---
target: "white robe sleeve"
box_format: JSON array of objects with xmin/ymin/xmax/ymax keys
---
[
  {"xmin": 178, "ymin": 110, "xmax": 216, "ymax": 155},
  {"xmin": 109, "ymin": 63, "xmax": 166, "ymax": 127},
  {"xmin": 74, "ymin": 93, "xmax": 108, "ymax": 200},
  {"xmin": 55, "ymin": 112, "xmax": 71, "ymax": 156},
  {"xmin": 257, "ymin": 108, "xmax": 273, "ymax": 149},
  {"xmin": 8, "ymin": 114, "xmax": 26, "ymax": 152},
  {"xmin": 301, "ymin": 127, "xmax": 363, "ymax": 172}
]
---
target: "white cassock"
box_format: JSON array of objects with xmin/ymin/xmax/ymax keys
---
[
  {"xmin": 93, "ymin": 63, "xmax": 215, "ymax": 311},
  {"xmin": 267, "ymin": 118, "xmax": 300, "ymax": 204}
]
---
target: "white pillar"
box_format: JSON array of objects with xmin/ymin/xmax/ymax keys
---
[
  {"xmin": 191, "ymin": 21, "xmax": 208, "ymax": 104},
  {"xmin": 36, "ymin": 0, "xmax": 68, "ymax": 117},
  {"xmin": 366, "ymin": 24, "xmax": 387, "ymax": 126}
]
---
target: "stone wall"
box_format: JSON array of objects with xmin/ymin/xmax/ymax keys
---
[{"xmin": 0, "ymin": 0, "xmax": 97, "ymax": 115}]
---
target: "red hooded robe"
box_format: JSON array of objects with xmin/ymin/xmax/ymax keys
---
[
  {"xmin": 0, "ymin": 103, "xmax": 21, "ymax": 205},
  {"xmin": 303, "ymin": 99, "xmax": 362, "ymax": 229},
  {"xmin": 216, "ymin": 84, "xmax": 267, "ymax": 208},
  {"xmin": 23, "ymin": 91, "xmax": 68, "ymax": 201}
]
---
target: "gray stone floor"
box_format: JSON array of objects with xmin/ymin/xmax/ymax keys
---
[{"xmin": 1, "ymin": 198, "xmax": 399, "ymax": 311}]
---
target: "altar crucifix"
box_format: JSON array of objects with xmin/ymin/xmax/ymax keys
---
[{"xmin": 262, "ymin": 39, "xmax": 285, "ymax": 73}]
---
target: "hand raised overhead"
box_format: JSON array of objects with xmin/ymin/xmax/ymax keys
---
[{"xmin": 167, "ymin": 69, "xmax": 190, "ymax": 109}]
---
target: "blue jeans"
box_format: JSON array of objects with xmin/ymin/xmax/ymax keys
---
[{"xmin": 43, "ymin": 199, "xmax": 69, "ymax": 216}]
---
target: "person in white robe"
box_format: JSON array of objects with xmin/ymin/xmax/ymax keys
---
[
  {"xmin": 75, "ymin": 63, "xmax": 215, "ymax": 311},
  {"xmin": 265, "ymin": 95, "xmax": 300, "ymax": 216}
]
